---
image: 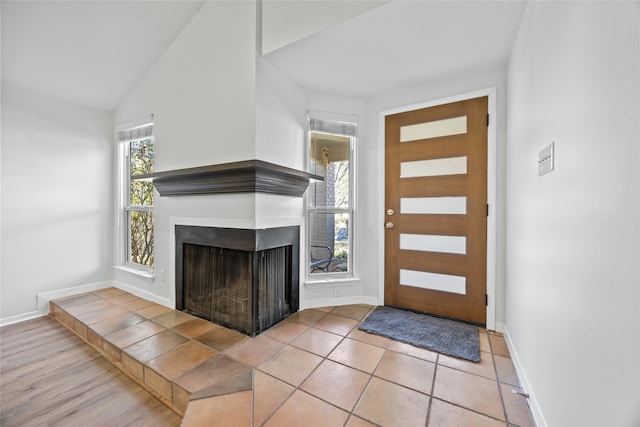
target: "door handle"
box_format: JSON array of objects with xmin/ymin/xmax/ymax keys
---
[{"xmin": 385, "ymin": 222, "xmax": 395, "ymax": 229}]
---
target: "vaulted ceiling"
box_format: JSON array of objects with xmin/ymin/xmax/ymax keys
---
[
  {"xmin": 263, "ymin": 1, "xmax": 528, "ymax": 99},
  {"xmin": 1, "ymin": 1, "xmax": 527, "ymax": 111},
  {"xmin": 1, "ymin": 1, "xmax": 206, "ymax": 111}
]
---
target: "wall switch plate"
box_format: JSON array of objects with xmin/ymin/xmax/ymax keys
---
[{"xmin": 538, "ymin": 142, "xmax": 555, "ymax": 176}]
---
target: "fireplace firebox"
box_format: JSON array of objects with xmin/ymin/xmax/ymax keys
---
[{"xmin": 175, "ymin": 225, "xmax": 299, "ymax": 336}]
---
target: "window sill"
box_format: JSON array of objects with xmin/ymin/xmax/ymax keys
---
[
  {"xmin": 304, "ymin": 277, "xmax": 360, "ymax": 287},
  {"xmin": 114, "ymin": 265, "xmax": 155, "ymax": 282}
]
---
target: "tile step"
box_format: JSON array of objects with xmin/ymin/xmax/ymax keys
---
[{"xmin": 49, "ymin": 288, "xmax": 255, "ymax": 420}]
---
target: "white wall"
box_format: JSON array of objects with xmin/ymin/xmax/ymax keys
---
[
  {"xmin": 114, "ymin": 1, "xmax": 258, "ymax": 172},
  {"xmin": 255, "ymin": 55, "xmax": 307, "ymax": 172},
  {"xmin": 254, "ymin": 54, "xmax": 309, "ymax": 303},
  {"xmin": 254, "ymin": 54, "xmax": 310, "ymax": 227},
  {"xmin": 1, "ymin": 85, "xmax": 113, "ymax": 322},
  {"xmin": 363, "ymin": 67, "xmax": 509, "ymax": 327},
  {"xmin": 114, "ymin": 1, "xmax": 319, "ymax": 308},
  {"xmin": 505, "ymin": 2, "xmax": 640, "ymax": 426},
  {"xmin": 113, "ymin": 1, "xmax": 259, "ymax": 303}
]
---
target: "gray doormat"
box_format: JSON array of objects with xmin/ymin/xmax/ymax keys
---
[{"xmin": 358, "ymin": 306, "xmax": 480, "ymax": 362}]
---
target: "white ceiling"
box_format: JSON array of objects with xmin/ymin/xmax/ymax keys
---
[
  {"xmin": 263, "ymin": 0, "xmax": 528, "ymax": 99},
  {"xmin": 1, "ymin": 0, "xmax": 205, "ymax": 111},
  {"xmin": 1, "ymin": 1, "xmax": 527, "ymax": 112}
]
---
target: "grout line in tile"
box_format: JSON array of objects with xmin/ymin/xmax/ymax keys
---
[
  {"xmin": 348, "ymin": 368, "xmax": 376, "ymax": 425},
  {"xmin": 424, "ymin": 352, "xmax": 440, "ymax": 426},
  {"xmin": 254, "ymin": 318, "xmax": 374, "ymax": 426},
  {"xmin": 252, "ymin": 371, "xmax": 297, "ymax": 427},
  {"xmin": 363, "ymin": 348, "xmax": 438, "ymax": 405},
  {"xmin": 429, "ymin": 396, "xmax": 511, "ymax": 425},
  {"xmin": 256, "ymin": 327, "xmax": 348, "ymax": 386},
  {"xmin": 433, "ymin": 350, "xmax": 501, "ymax": 382},
  {"xmin": 487, "ymin": 328, "xmax": 511, "ymax": 425},
  {"xmin": 251, "ymin": 370, "xmax": 255, "ymax": 427},
  {"xmin": 427, "ymin": 328, "xmax": 514, "ymax": 425}
]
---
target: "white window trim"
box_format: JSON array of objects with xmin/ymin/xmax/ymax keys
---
[
  {"xmin": 305, "ymin": 111, "xmax": 358, "ymax": 282},
  {"xmin": 116, "ymin": 119, "xmax": 155, "ymax": 275}
]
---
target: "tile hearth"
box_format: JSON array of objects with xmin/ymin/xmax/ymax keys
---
[{"xmin": 50, "ymin": 287, "xmax": 535, "ymax": 427}]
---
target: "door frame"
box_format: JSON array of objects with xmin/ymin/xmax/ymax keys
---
[{"xmin": 377, "ymin": 87, "xmax": 498, "ymax": 330}]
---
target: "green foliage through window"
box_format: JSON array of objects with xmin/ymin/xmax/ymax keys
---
[{"xmin": 127, "ymin": 137, "xmax": 154, "ymax": 268}]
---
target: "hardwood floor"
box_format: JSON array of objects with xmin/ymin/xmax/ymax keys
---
[{"xmin": 0, "ymin": 316, "xmax": 182, "ymax": 427}]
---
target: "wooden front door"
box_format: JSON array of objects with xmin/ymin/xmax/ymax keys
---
[{"xmin": 384, "ymin": 96, "xmax": 488, "ymax": 325}]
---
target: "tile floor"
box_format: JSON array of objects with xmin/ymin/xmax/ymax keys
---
[{"xmin": 50, "ymin": 287, "xmax": 535, "ymax": 427}]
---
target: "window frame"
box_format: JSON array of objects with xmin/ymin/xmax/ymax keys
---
[
  {"xmin": 306, "ymin": 113, "xmax": 357, "ymax": 281},
  {"xmin": 117, "ymin": 121, "xmax": 155, "ymax": 272}
]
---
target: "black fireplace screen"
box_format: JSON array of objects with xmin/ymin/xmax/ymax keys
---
[{"xmin": 176, "ymin": 226, "xmax": 299, "ymax": 336}]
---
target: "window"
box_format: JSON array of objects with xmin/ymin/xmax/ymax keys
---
[
  {"xmin": 307, "ymin": 116, "xmax": 356, "ymax": 278},
  {"xmin": 119, "ymin": 122, "xmax": 154, "ymax": 269}
]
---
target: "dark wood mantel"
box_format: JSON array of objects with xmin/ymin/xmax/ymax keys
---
[{"xmin": 134, "ymin": 159, "xmax": 323, "ymax": 197}]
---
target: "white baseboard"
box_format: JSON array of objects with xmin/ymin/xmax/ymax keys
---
[
  {"xmin": 503, "ymin": 324, "xmax": 548, "ymax": 427},
  {"xmin": 36, "ymin": 281, "xmax": 113, "ymax": 313},
  {"xmin": 300, "ymin": 295, "xmax": 379, "ymax": 310},
  {"xmin": 113, "ymin": 281, "xmax": 172, "ymax": 308},
  {"xmin": 0, "ymin": 281, "xmax": 113, "ymax": 327},
  {"xmin": 0, "ymin": 311, "xmax": 47, "ymax": 327}
]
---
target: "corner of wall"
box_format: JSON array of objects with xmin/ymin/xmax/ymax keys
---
[
  {"xmin": 113, "ymin": 280, "xmax": 172, "ymax": 308},
  {"xmin": 0, "ymin": 281, "xmax": 113, "ymax": 327},
  {"xmin": 502, "ymin": 323, "xmax": 548, "ymax": 427}
]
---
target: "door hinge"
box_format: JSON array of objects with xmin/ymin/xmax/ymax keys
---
[
  {"xmin": 486, "ymin": 204, "xmax": 489, "ymax": 217},
  {"xmin": 486, "ymin": 294, "xmax": 489, "ymax": 306},
  {"xmin": 487, "ymin": 113, "xmax": 490, "ymax": 126}
]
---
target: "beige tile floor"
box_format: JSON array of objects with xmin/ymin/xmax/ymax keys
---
[{"xmin": 50, "ymin": 287, "xmax": 535, "ymax": 427}]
